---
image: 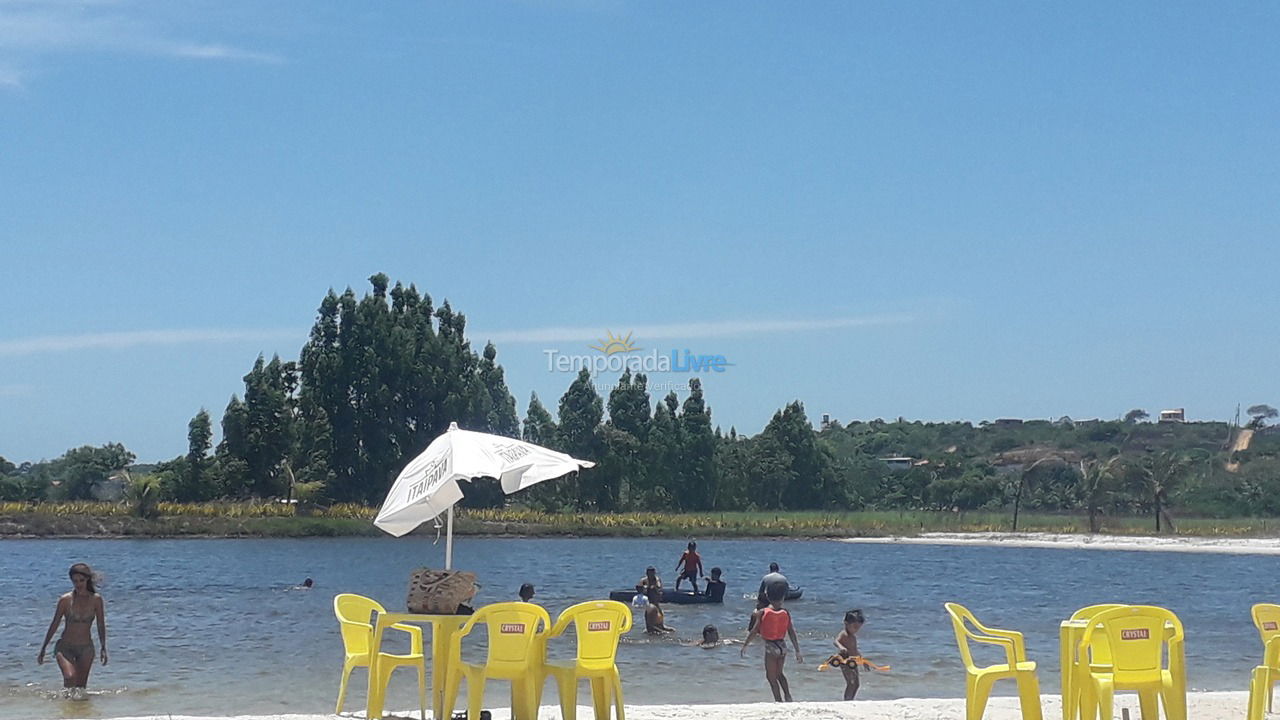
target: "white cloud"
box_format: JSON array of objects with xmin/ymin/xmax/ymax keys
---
[
  {"xmin": 0, "ymin": 328, "xmax": 301, "ymax": 357},
  {"xmin": 0, "ymin": 0, "xmax": 282, "ymax": 86},
  {"xmin": 167, "ymin": 42, "xmax": 282, "ymax": 63},
  {"xmin": 479, "ymin": 314, "xmax": 916, "ymax": 344}
]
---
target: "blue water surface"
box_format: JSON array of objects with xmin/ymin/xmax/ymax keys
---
[{"xmin": 0, "ymin": 536, "xmax": 1271, "ymax": 718}]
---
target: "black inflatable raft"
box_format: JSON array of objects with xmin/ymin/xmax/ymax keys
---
[{"xmin": 607, "ymin": 585, "xmax": 802, "ymax": 604}]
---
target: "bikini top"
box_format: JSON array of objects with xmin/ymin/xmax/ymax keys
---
[{"xmin": 66, "ymin": 601, "xmax": 95, "ymax": 624}]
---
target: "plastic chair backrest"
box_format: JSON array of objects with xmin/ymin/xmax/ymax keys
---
[
  {"xmin": 1083, "ymin": 605, "xmax": 1181, "ymax": 676},
  {"xmin": 334, "ymin": 593, "xmax": 387, "ymax": 657},
  {"xmin": 461, "ymin": 602, "xmax": 551, "ymax": 673},
  {"xmin": 944, "ymin": 602, "xmax": 983, "ymax": 670},
  {"xmin": 1252, "ymin": 604, "xmax": 1280, "ymax": 667},
  {"xmin": 1071, "ymin": 604, "xmax": 1128, "ymax": 665},
  {"xmin": 556, "ymin": 600, "xmax": 632, "ymax": 666}
]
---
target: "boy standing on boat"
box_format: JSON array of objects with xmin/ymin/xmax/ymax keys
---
[{"xmin": 674, "ymin": 541, "xmax": 703, "ymax": 594}]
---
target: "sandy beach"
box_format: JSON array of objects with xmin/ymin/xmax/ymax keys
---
[
  {"xmin": 839, "ymin": 531, "xmax": 1280, "ymax": 555},
  {"xmin": 83, "ymin": 692, "xmax": 1252, "ymax": 720}
]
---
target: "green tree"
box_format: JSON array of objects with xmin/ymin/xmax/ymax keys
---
[
  {"xmin": 49, "ymin": 444, "xmax": 135, "ymax": 500},
  {"xmin": 172, "ymin": 409, "xmax": 215, "ymax": 501},
  {"xmin": 758, "ymin": 401, "xmax": 835, "ymax": 509},
  {"xmin": 475, "ymin": 342, "xmax": 520, "ymax": 437},
  {"xmin": 557, "ymin": 369, "xmax": 603, "ymax": 510},
  {"xmin": 642, "ymin": 396, "xmax": 682, "ymax": 508},
  {"xmin": 214, "ymin": 395, "xmax": 251, "ymax": 496},
  {"xmin": 1248, "ymin": 404, "xmax": 1278, "ymax": 430},
  {"xmin": 522, "ymin": 393, "xmax": 557, "ymax": 447},
  {"xmin": 1123, "ymin": 409, "xmax": 1149, "ymax": 424},
  {"xmin": 678, "ymin": 379, "xmax": 716, "ymax": 510}
]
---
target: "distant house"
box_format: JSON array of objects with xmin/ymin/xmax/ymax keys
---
[
  {"xmin": 820, "ymin": 413, "xmax": 833, "ymax": 429},
  {"xmin": 1159, "ymin": 408, "xmax": 1186, "ymax": 423},
  {"xmin": 994, "ymin": 418, "xmax": 1023, "ymax": 427},
  {"xmin": 92, "ymin": 472, "xmax": 127, "ymax": 501},
  {"xmin": 881, "ymin": 457, "xmax": 914, "ymax": 472}
]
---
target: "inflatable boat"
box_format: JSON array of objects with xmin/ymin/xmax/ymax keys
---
[{"xmin": 607, "ymin": 585, "xmax": 802, "ymax": 604}]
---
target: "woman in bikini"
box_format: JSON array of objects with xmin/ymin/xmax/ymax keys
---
[{"xmin": 37, "ymin": 563, "xmax": 108, "ymax": 698}]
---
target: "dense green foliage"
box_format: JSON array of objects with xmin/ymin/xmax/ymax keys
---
[{"xmin": 3, "ymin": 275, "xmax": 1278, "ymax": 533}]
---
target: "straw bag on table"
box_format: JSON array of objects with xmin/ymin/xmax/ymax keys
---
[{"xmin": 406, "ymin": 567, "xmax": 478, "ymax": 614}]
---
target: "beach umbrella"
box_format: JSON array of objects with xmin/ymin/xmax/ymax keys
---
[{"xmin": 374, "ymin": 422, "xmax": 594, "ymax": 568}]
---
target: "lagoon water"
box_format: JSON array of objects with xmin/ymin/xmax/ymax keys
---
[{"xmin": 0, "ymin": 536, "xmax": 1272, "ymax": 719}]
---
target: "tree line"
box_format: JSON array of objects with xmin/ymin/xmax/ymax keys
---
[{"xmin": 3, "ymin": 275, "xmax": 1278, "ymax": 529}]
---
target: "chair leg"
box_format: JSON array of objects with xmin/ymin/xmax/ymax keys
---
[
  {"xmin": 417, "ymin": 663, "xmax": 427, "ymax": 720},
  {"xmin": 556, "ymin": 672, "xmax": 578, "ymax": 720},
  {"xmin": 1015, "ymin": 672, "xmax": 1043, "ymax": 720},
  {"xmin": 1078, "ymin": 680, "xmax": 1097, "ymax": 720},
  {"xmin": 1250, "ymin": 667, "xmax": 1268, "ymax": 720},
  {"xmin": 336, "ymin": 663, "xmax": 354, "ymax": 714},
  {"xmin": 468, "ymin": 673, "xmax": 486, "ymax": 720},
  {"xmin": 611, "ymin": 669, "xmax": 625, "ymax": 720},
  {"xmin": 1137, "ymin": 689, "xmax": 1158, "ymax": 720},
  {"xmin": 1160, "ymin": 683, "xmax": 1186, "ymax": 720},
  {"xmin": 443, "ymin": 668, "xmax": 463, "ymax": 720},
  {"xmin": 590, "ymin": 677, "xmax": 609, "ymax": 720},
  {"xmin": 1093, "ymin": 680, "xmax": 1115, "ymax": 720},
  {"xmin": 968, "ymin": 675, "xmax": 996, "ymax": 720},
  {"xmin": 522, "ymin": 675, "xmax": 540, "ymax": 720}
]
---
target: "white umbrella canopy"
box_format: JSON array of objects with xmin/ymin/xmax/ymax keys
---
[{"xmin": 374, "ymin": 422, "xmax": 594, "ymax": 567}]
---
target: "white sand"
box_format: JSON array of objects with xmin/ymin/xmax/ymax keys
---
[
  {"xmin": 81, "ymin": 692, "xmax": 1252, "ymax": 720},
  {"xmin": 838, "ymin": 531, "xmax": 1280, "ymax": 555}
]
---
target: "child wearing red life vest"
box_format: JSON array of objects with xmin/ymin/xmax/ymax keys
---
[{"xmin": 741, "ymin": 581, "xmax": 803, "ymax": 701}]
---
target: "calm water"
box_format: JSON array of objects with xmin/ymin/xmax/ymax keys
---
[{"xmin": 0, "ymin": 536, "xmax": 1272, "ymax": 718}]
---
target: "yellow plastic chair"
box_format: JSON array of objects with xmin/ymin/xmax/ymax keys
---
[
  {"xmin": 1251, "ymin": 604, "xmax": 1280, "ymax": 712},
  {"xmin": 944, "ymin": 602, "xmax": 1044, "ymax": 720},
  {"xmin": 1077, "ymin": 605, "xmax": 1186, "ymax": 720},
  {"xmin": 540, "ymin": 600, "xmax": 632, "ymax": 720},
  {"xmin": 1067, "ymin": 604, "xmax": 1128, "ymax": 720},
  {"xmin": 333, "ymin": 593, "xmax": 426, "ymax": 720},
  {"xmin": 443, "ymin": 601, "xmax": 552, "ymax": 720}
]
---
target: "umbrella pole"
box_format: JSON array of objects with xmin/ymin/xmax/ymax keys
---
[{"xmin": 445, "ymin": 506, "xmax": 454, "ymax": 570}]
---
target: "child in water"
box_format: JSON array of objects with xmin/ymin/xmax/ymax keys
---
[
  {"xmin": 834, "ymin": 609, "xmax": 866, "ymax": 700},
  {"xmin": 704, "ymin": 567, "xmax": 726, "ymax": 601},
  {"xmin": 741, "ymin": 582, "xmax": 802, "ymax": 701}
]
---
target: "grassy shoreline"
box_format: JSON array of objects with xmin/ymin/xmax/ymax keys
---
[{"xmin": 5, "ymin": 503, "xmax": 1280, "ymax": 538}]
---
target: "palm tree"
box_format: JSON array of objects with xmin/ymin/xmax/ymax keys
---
[
  {"xmin": 1012, "ymin": 454, "xmax": 1068, "ymax": 531},
  {"xmin": 1078, "ymin": 456, "xmax": 1123, "ymax": 534},
  {"xmin": 1131, "ymin": 451, "xmax": 1195, "ymax": 533}
]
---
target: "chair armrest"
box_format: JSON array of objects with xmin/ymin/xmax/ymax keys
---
[
  {"xmin": 549, "ymin": 615, "xmax": 572, "ymax": 639},
  {"xmin": 965, "ymin": 616, "xmax": 1030, "ymax": 660},
  {"xmin": 980, "ymin": 627, "xmax": 1028, "ymax": 656},
  {"xmin": 967, "ymin": 632, "xmax": 1020, "ymax": 666},
  {"xmin": 390, "ymin": 623, "xmax": 424, "ymax": 655},
  {"xmin": 1263, "ymin": 636, "xmax": 1280, "ymax": 668}
]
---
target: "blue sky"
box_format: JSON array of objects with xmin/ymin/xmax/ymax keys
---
[{"xmin": 2, "ymin": 1, "xmax": 1277, "ymax": 463}]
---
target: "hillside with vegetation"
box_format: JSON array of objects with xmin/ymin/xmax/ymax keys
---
[{"xmin": 2, "ymin": 275, "xmax": 1277, "ymax": 535}]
